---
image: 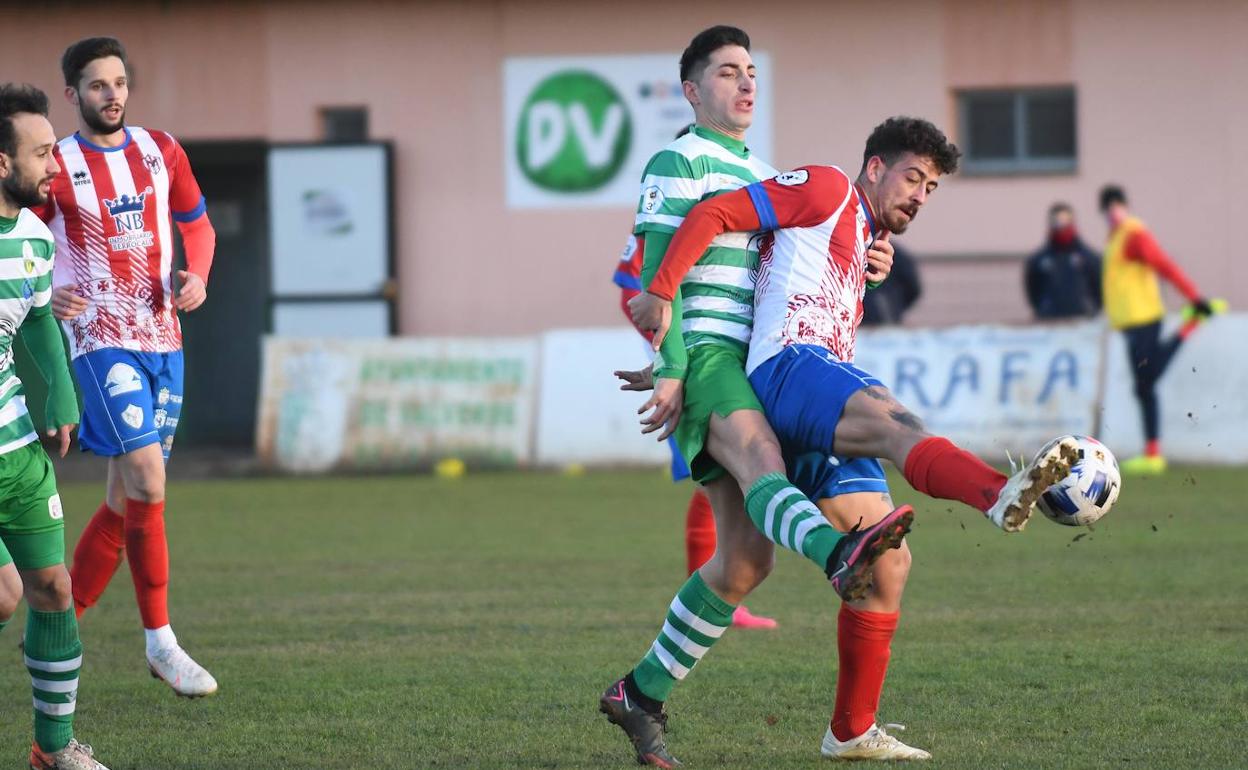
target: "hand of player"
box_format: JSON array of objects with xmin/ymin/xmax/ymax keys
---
[
  {"xmin": 628, "ymin": 291, "xmax": 673, "ymax": 351},
  {"xmin": 45, "ymin": 424, "xmax": 75, "ymax": 458},
  {"xmin": 174, "ymin": 270, "xmax": 207, "ymax": 312},
  {"xmin": 638, "ymin": 377, "xmax": 683, "ymax": 441},
  {"xmin": 51, "ymin": 285, "xmax": 89, "ymax": 320},
  {"xmin": 615, "ymin": 363, "xmax": 654, "ymax": 392},
  {"xmin": 865, "ymin": 231, "xmax": 894, "ymax": 283},
  {"xmin": 1189, "ymin": 297, "xmax": 1214, "ymax": 318}
]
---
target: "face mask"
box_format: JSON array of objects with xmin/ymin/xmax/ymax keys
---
[{"xmin": 1051, "ymin": 224, "xmax": 1077, "ymax": 247}]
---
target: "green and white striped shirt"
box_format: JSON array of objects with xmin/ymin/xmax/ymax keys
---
[
  {"xmin": 0, "ymin": 209, "xmax": 54, "ymax": 455},
  {"xmin": 634, "ymin": 126, "xmax": 776, "ymax": 353}
]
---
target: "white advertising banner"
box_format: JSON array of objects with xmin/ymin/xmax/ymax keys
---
[
  {"xmin": 256, "ymin": 337, "xmax": 538, "ymax": 472},
  {"xmin": 503, "ymin": 52, "xmax": 773, "ymax": 209},
  {"xmin": 854, "ymin": 322, "xmax": 1104, "ymax": 459},
  {"xmin": 534, "ymin": 328, "xmax": 671, "ymax": 467}
]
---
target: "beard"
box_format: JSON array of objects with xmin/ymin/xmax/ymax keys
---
[
  {"xmin": 882, "ymin": 208, "xmax": 914, "ymax": 234},
  {"xmin": 80, "ymin": 99, "xmax": 125, "ymax": 135},
  {"xmin": 2, "ymin": 169, "xmax": 48, "ymax": 209}
]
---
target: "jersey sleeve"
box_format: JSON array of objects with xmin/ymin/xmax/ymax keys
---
[
  {"xmin": 1125, "ymin": 229, "xmax": 1200, "ymax": 301},
  {"xmin": 745, "ymin": 166, "xmax": 852, "ymax": 231},
  {"xmin": 165, "ymin": 135, "xmax": 207, "ymax": 222},
  {"xmin": 27, "ymin": 236, "xmax": 55, "ymax": 316},
  {"xmin": 634, "ymin": 150, "xmax": 700, "ymax": 237}
]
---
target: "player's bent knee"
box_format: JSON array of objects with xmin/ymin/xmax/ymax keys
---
[{"xmin": 22, "ymin": 566, "xmax": 72, "ymax": 612}]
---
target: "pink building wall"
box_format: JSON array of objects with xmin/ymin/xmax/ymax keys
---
[{"xmin": 3, "ymin": 0, "xmax": 1243, "ymax": 333}]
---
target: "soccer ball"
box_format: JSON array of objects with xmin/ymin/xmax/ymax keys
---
[{"xmin": 1036, "ymin": 435, "xmax": 1121, "ymax": 527}]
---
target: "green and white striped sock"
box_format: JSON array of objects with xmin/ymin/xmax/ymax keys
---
[
  {"xmin": 25, "ymin": 606, "xmax": 80, "ymax": 754},
  {"xmin": 630, "ymin": 572, "xmax": 734, "ymax": 702},
  {"xmin": 745, "ymin": 472, "xmax": 844, "ymax": 570}
]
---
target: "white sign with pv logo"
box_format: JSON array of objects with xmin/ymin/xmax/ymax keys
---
[{"xmin": 503, "ymin": 52, "xmax": 773, "ymax": 209}]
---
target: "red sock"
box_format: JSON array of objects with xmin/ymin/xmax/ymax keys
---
[
  {"xmin": 71, "ymin": 503, "xmax": 126, "ymax": 618},
  {"xmin": 684, "ymin": 490, "xmax": 716, "ymax": 575},
  {"xmin": 903, "ymin": 437, "xmax": 1008, "ymax": 513},
  {"xmin": 124, "ymin": 499, "xmax": 170, "ymax": 629},
  {"xmin": 831, "ymin": 604, "xmax": 899, "ymax": 742},
  {"xmin": 1145, "ymin": 439, "xmax": 1161, "ymax": 458}
]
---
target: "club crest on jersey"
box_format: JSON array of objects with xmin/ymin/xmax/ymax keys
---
[
  {"xmin": 143, "ymin": 153, "xmax": 163, "ymax": 174},
  {"xmin": 103, "ymin": 186, "xmax": 155, "ymax": 251},
  {"xmin": 775, "ymin": 170, "xmax": 809, "ymax": 186}
]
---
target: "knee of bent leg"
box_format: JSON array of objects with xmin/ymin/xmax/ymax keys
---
[
  {"xmin": 123, "ymin": 454, "xmax": 167, "ymax": 503},
  {"xmin": 870, "ymin": 541, "xmax": 912, "ymax": 599},
  {"xmin": 723, "ymin": 546, "xmax": 775, "ymax": 596},
  {"xmin": 25, "ymin": 567, "xmax": 72, "ymax": 612}
]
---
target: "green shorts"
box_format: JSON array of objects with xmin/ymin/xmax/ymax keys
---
[
  {"xmin": 675, "ymin": 343, "xmax": 764, "ymax": 485},
  {"xmin": 0, "ymin": 441, "xmax": 65, "ymax": 570}
]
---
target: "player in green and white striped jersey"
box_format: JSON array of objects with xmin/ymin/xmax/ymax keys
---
[
  {"xmin": 0, "ymin": 84, "xmax": 109, "ymax": 770},
  {"xmin": 600, "ymin": 28, "xmax": 909, "ymax": 769}
]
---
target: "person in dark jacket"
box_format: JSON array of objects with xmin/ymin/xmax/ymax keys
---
[
  {"xmin": 1024, "ymin": 202, "xmax": 1102, "ymax": 319},
  {"xmin": 861, "ymin": 242, "xmax": 921, "ymax": 326}
]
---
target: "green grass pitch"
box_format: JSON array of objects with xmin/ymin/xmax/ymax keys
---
[{"xmin": 0, "ymin": 467, "xmax": 1245, "ymax": 768}]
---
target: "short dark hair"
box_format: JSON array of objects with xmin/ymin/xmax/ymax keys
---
[
  {"xmin": 680, "ymin": 26, "xmax": 750, "ymax": 82},
  {"xmin": 0, "ymin": 83, "xmax": 50, "ymax": 157},
  {"xmin": 1048, "ymin": 201, "xmax": 1073, "ymax": 218},
  {"xmin": 861, "ymin": 116, "xmax": 961, "ymax": 176},
  {"xmin": 1099, "ymin": 184, "xmax": 1127, "ymax": 212},
  {"xmin": 62, "ymin": 36, "xmax": 128, "ymax": 88}
]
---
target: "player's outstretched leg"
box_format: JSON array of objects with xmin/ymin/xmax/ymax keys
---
[{"xmin": 829, "ymin": 385, "xmax": 1075, "ymax": 533}]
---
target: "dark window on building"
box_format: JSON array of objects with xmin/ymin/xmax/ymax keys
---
[
  {"xmin": 958, "ymin": 88, "xmax": 1076, "ymax": 174},
  {"xmin": 321, "ymin": 107, "xmax": 369, "ymax": 142}
]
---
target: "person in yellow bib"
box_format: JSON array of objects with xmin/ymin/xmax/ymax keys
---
[{"xmin": 1099, "ymin": 185, "xmax": 1226, "ymax": 475}]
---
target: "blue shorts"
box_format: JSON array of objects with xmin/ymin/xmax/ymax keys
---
[
  {"xmin": 750, "ymin": 345, "xmax": 889, "ymax": 499},
  {"xmin": 73, "ymin": 349, "xmax": 184, "ymax": 461}
]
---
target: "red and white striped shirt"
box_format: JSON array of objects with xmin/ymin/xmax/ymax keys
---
[{"xmin": 35, "ymin": 127, "xmax": 206, "ymax": 358}]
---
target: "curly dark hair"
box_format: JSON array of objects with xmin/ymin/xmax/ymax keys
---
[
  {"xmin": 61, "ymin": 36, "xmax": 128, "ymax": 89},
  {"xmin": 0, "ymin": 83, "xmax": 49, "ymax": 157},
  {"xmin": 862, "ymin": 116, "xmax": 961, "ymax": 175},
  {"xmin": 680, "ymin": 26, "xmax": 750, "ymax": 82}
]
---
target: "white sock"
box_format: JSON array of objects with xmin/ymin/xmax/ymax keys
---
[{"xmin": 145, "ymin": 624, "xmax": 177, "ymax": 656}]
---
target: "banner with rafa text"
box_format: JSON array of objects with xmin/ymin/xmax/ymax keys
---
[{"xmin": 256, "ymin": 337, "xmax": 538, "ymax": 472}]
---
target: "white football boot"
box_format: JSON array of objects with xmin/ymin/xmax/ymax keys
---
[
  {"xmin": 147, "ymin": 645, "xmax": 218, "ymax": 698},
  {"xmin": 821, "ymin": 723, "xmax": 931, "ymax": 761},
  {"xmin": 985, "ymin": 436, "xmax": 1080, "ymax": 532},
  {"xmin": 29, "ymin": 738, "xmax": 110, "ymax": 770}
]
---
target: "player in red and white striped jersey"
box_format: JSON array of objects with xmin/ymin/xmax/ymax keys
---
[{"xmin": 33, "ymin": 37, "xmax": 218, "ymax": 698}]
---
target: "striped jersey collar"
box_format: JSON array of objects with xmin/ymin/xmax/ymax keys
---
[{"xmin": 691, "ymin": 125, "xmax": 749, "ymax": 159}]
